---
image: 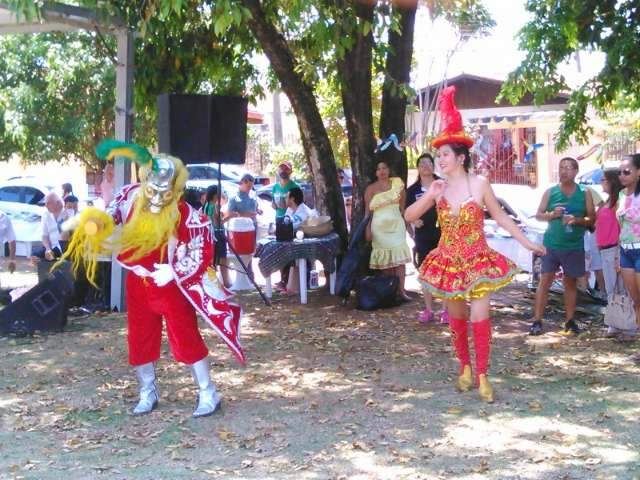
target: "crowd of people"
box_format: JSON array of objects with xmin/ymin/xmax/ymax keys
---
[
  {"xmin": 361, "ymin": 86, "xmax": 640, "ymax": 401},
  {"xmin": 362, "ymin": 126, "xmax": 640, "ymax": 346},
  {"xmin": 2, "ymin": 87, "xmax": 640, "ymax": 408}
]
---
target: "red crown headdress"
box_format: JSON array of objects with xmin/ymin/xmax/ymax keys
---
[{"xmin": 431, "ymin": 86, "xmax": 474, "ymax": 149}]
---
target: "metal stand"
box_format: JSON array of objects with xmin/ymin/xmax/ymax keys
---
[{"xmin": 214, "ymin": 162, "xmax": 271, "ymax": 307}]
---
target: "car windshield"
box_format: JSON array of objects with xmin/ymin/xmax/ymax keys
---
[
  {"xmin": 500, "ymin": 196, "xmax": 539, "ymax": 219},
  {"xmin": 187, "ymin": 165, "xmax": 236, "ymax": 182},
  {"xmin": 579, "ymin": 168, "xmax": 604, "ymax": 185},
  {"xmin": 492, "ymin": 185, "xmax": 543, "ymax": 219}
]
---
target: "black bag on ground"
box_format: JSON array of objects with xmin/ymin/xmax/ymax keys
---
[
  {"xmin": 356, "ymin": 275, "xmax": 399, "ymax": 311},
  {"xmin": 335, "ymin": 215, "xmax": 372, "ymax": 299},
  {"xmin": 275, "ymin": 215, "xmax": 295, "ymax": 242}
]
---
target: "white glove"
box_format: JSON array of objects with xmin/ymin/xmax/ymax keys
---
[{"xmin": 150, "ymin": 263, "xmax": 174, "ymax": 287}]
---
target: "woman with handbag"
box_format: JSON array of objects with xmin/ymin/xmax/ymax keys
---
[
  {"xmin": 596, "ymin": 169, "xmax": 635, "ymax": 339},
  {"xmin": 406, "ymin": 153, "xmax": 446, "ymax": 324},
  {"xmin": 405, "ymin": 86, "xmax": 546, "ymax": 402},
  {"xmin": 365, "ymin": 159, "xmax": 412, "ymax": 302},
  {"xmin": 616, "ymin": 154, "xmax": 640, "ymax": 341}
]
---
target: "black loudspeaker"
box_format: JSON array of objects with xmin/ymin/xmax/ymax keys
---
[
  {"xmin": 157, "ymin": 94, "xmax": 248, "ymax": 165},
  {"xmin": 0, "ymin": 271, "xmax": 69, "ymax": 336},
  {"xmin": 37, "ymin": 261, "xmax": 74, "ymax": 298}
]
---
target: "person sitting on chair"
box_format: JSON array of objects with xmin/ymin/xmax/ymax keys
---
[
  {"xmin": 284, "ymin": 187, "xmax": 317, "ymax": 230},
  {"xmin": 281, "ymin": 187, "xmax": 317, "ymax": 294}
]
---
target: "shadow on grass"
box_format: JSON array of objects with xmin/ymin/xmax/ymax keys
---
[{"xmin": 0, "ymin": 283, "xmax": 638, "ymax": 479}]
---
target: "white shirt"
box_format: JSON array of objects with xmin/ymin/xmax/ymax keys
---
[
  {"xmin": 40, "ymin": 210, "xmax": 63, "ymax": 251},
  {"xmin": 284, "ymin": 203, "xmax": 317, "ymax": 230},
  {"xmin": 0, "ymin": 212, "xmax": 16, "ymax": 244}
]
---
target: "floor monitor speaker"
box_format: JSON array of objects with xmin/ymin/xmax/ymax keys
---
[{"xmin": 0, "ymin": 273, "xmax": 68, "ymax": 336}]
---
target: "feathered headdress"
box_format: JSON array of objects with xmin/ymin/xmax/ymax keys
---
[
  {"xmin": 431, "ymin": 86, "xmax": 474, "ymax": 149},
  {"xmin": 96, "ymin": 139, "xmax": 156, "ymax": 170}
]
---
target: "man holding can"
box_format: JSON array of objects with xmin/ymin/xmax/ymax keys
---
[{"xmin": 529, "ymin": 157, "xmax": 595, "ymax": 336}]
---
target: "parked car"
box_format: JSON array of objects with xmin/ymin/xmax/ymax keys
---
[
  {"xmin": 186, "ymin": 163, "xmax": 270, "ymax": 187},
  {"xmin": 483, "ymin": 184, "xmax": 547, "ymax": 273},
  {"xmin": 0, "ymin": 178, "xmax": 55, "ymax": 244},
  {"xmin": 255, "ymin": 182, "xmax": 351, "ymax": 210},
  {"xmin": 185, "ymin": 179, "xmax": 240, "ymax": 201},
  {"xmin": 255, "ymin": 182, "xmax": 316, "ymax": 209},
  {"xmin": 0, "ymin": 177, "xmax": 53, "ymax": 206},
  {"xmin": 340, "ymin": 168, "xmax": 353, "ymax": 186},
  {"xmin": 577, "ymin": 162, "xmax": 618, "ymax": 200},
  {"xmin": 486, "ymin": 184, "xmax": 604, "ymax": 300}
]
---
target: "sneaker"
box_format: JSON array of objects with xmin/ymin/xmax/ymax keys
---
[
  {"xmin": 418, "ymin": 308, "xmax": 435, "ymax": 324},
  {"xmin": 564, "ymin": 319, "xmax": 582, "ymax": 335},
  {"xmin": 440, "ymin": 310, "xmax": 449, "ymax": 325},
  {"xmin": 528, "ymin": 320, "xmax": 543, "ymax": 336}
]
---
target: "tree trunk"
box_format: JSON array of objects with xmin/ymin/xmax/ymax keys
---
[
  {"xmin": 378, "ymin": 3, "xmax": 417, "ymax": 185},
  {"xmin": 336, "ymin": 1, "xmax": 376, "ymax": 233},
  {"xmin": 241, "ymin": 0, "xmax": 348, "ymax": 246}
]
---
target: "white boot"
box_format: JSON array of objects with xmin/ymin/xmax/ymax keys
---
[
  {"xmin": 131, "ymin": 362, "xmax": 159, "ymax": 416},
  {"xmin": 190, "ymin": 358, "xmax": 221, "ymax": 418}
]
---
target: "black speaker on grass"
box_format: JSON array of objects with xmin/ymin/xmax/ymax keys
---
[
  {"xmin": 157, "ymin": 94, "xmax": 248, "ymax": 165},
  {"xmin": 0, "ymin": 271, "xmax": 69, "ymax": 336},
  {"xmin": 37, "ymin": 261, "xmax": 74, "ymax": 298}
]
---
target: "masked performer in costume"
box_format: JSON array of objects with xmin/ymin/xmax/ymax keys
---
[
  {"xmin": 405, "ymin": 87, "xmax": 545, "ymax": 402},
  {"xmin": 61, "ymin": 140, "xmax": 244, "ymax": 417}
]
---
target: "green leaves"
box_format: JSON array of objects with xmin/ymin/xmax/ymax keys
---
[
  {"xmin": 0, "ymin": 32, "xmax": 123, "ymax": 167},
  {"xmin": 5, "ymin": 0, "xmax": 42, "ymax": 23},
  {"xmin": 502, "ymin": 0, "xmax": 640, "ymax": 151}
]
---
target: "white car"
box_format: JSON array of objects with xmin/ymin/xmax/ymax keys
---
[
  {"xmin": 484, "ymin": 184, "xmax": 547, "ymax": 273},
  {"xmin": 186, "ymin": 163, "xmax": 270, "ymax": 187},
  {"xmin": 0, "ymin": 178, "xmax": 55, "ymax": 246},
  {"xmin": 185, "ymin": 179, "xmax": 240, "ymax": 201},
  {"xmin": 577, "ymin": 162, "xmax": 619, "ymax": 200}
]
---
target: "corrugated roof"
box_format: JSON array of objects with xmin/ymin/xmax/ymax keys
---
[{"xmin": 468, "ymin": 110, "xmax": 566, "ymax": 125}]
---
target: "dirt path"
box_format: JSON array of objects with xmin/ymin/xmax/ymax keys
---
[{"xmin": 1, "ymin": 282, "xmax": 639, "ymax": 479}]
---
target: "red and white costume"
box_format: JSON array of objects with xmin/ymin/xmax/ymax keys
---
[{"xmin": 111, "ymin": 184, "xmax": 245, "ymax": 366}]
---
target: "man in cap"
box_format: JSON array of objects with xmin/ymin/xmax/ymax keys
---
[
  {"xmin": 272, "ymin": 161, "xmax": 299, "ymax": 219},
  {"xmin": 228, "ymin": 173, "xmax": 259, "ymax": 220},
  {"xmin": 271, "ymin": 162, "xmax": 300, "ymax": 289}
]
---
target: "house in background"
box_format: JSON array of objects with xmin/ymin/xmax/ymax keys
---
[{"xmin": 409, "ymin": 73, "xmax": 626, "ymax": 187}]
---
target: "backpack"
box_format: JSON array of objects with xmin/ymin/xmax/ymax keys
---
[{"xmin": 355, "ymin": 275, "xmax": 400, "ymax": 310}]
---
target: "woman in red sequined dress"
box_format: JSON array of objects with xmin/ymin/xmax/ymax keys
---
[{"xmin": 405, "ymin": 87, "xmax": 546, "ymax": 402}]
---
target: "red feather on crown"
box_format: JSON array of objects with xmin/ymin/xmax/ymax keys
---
[{"xmin": 431, "ymin": 85, "xmax": 474, "ymax": 149}]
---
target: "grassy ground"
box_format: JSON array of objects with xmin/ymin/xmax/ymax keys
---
[{"xmin": 1, "ymin": 278, "xmax": 639, "ymax": 480}]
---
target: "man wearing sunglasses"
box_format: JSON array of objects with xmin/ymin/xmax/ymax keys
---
[{"xmin": 529, "ymin": 157, "xmax": 596, "ymax": 336}]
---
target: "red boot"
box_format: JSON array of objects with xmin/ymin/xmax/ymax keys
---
[
  {"xmin": 450, "ymin": 316, "xmax": 472, "ymax": 391},
  {"xmin": 472, "ymin": 318, "xmax": 494, "ymax": 402}
]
